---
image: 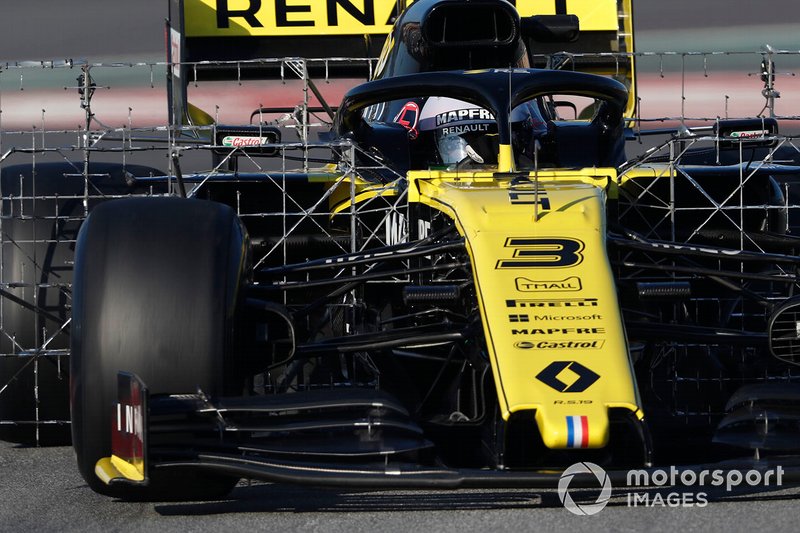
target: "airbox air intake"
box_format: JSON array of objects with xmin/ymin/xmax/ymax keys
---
[{"xmin": 421, "ymin": 1, "xmax": 520, "ymax": 47}]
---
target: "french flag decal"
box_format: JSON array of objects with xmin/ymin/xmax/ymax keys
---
[{"xmin": 566, "ymin": 415, "xmax": 589, "ymax": 448}]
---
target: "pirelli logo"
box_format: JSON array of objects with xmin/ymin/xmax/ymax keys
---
[{"xmin": 506, "ymin": 298, "xmax": 598, "ymax": 308}]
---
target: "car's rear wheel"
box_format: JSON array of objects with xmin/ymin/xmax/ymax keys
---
[{"xmin": 70, "ymin": 197, "xmax": 245, "ymax": 499}]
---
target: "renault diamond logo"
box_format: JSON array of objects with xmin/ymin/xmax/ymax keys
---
[{"xmin": 536, "ymin": 361, "xmax": 600, "ymax": 393}]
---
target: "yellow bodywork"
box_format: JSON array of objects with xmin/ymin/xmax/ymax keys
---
[
  {"xmin": 95, "ymin": 455, "xmax": 145, "ymax": 485},
  {"xmin": 408, "ymin": 167, "xmax": 642, "ymax": 449}
]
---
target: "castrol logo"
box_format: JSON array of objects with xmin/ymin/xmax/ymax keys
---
[{"xmin": 221, "ymin": 136, "xmax": 270, "ymax": 148}]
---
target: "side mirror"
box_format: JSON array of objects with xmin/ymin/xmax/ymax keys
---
[
  {"xmin": 553, "ymin": 101, "xmax": 578, "ymax": 120},
  {"xmin": 521, "ymin": 15, "xmax": 580, "ymax": 44}
]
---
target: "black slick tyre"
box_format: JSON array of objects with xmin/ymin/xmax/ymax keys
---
[{"xmin": 70, "ymin": 197, "xmax": 246, "ymax": 499}]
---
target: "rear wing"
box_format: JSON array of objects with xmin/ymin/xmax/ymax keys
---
[
  {"xmin": 167, "ymin": 0, "xmax": 402, "ymax": 127},
  {"xmin": 167, "ymin": 0, "xmax": 636, "ymax": 126},
  {"xmin": 168, "ymin": 0, "xmax": 395, "ymax": 73}
]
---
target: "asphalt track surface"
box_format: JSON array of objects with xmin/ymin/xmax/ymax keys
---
[
  {"xmin": 4, "ymin": 439, "xmax": 800, "ymax": 533},
  {"xmin": 3, "ymin": 1, "xmax": 800, "ymax": 531}
]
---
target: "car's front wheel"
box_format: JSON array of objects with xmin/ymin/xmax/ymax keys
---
[{"xmin": 70, "ymin": 197, "xmax": 246, "ymax": 499}]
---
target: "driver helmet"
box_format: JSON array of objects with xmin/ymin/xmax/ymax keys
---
[
  {"xmin": 417, "ymin": 97, "xmax": 548, "ymax": 167},
  {"xmin": 418, "ymin": 97, "xmax": 498, "ymax": 167}
]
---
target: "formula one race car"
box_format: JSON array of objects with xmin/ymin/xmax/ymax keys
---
[{"xmin": 6, "ymin": 0, "xmax": 798, "ymax": 499}]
